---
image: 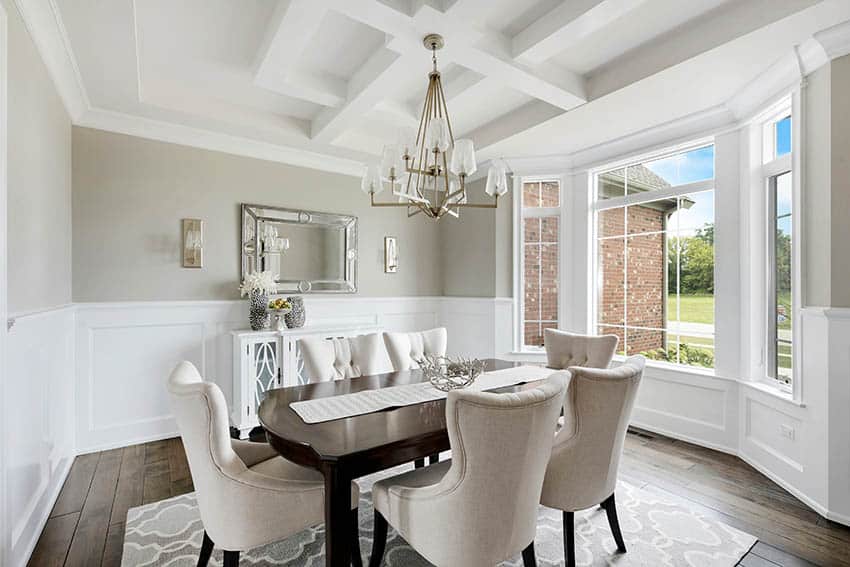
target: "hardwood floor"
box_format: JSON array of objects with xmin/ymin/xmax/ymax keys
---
[{"xmin": 28, "ymin": 430, "xmax": 850, "ymax": 566}]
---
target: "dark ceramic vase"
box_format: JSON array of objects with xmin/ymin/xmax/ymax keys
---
[{"xmin": 284, "ymin": 296, "xmax": 305, "ymax": 328}]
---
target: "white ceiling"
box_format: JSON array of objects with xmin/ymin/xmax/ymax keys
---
[{"xmin": 37, "ymin": 0, "xmax": 850, "ymax": 174}]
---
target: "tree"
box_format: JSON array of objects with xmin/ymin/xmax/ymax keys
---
[{"xmin": 667, "ymin": 222, "xmax": 715, "ymax": 294}]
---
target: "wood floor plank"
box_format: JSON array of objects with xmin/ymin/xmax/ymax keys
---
[
  {"xmin": 109, "ymin": 444, "xmax": 145, "ymax": 526},
  {"xmin": 100, "ymin": 522, "xmax": 125, "ymax": 567},
  {"xmin": 27, "ymin": 513, "xmax": 79, "ymax": 567},
  {"xmin": 28, "ymin": 431, "xmax": 850, "ymax": 567},
  {"xmin": 63, "ymin": 449, "xmax": 123, "ymax": 567},
  {"xmin": 142, "ymin": 455, "xmax": 171, "ymax": 505},
  {"xmin": 50, "ymin": 453, "xmax": 100, "ymax": 517},
  {"xmin": 751, "ymin": 542, "xmax": 818, "ymax": 567}
]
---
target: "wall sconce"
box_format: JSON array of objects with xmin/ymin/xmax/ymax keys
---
[
  {"xmin": 182, "ymin": 218, "xmax": 204, "ymax": 268},
  {"xmin": 384, "ymin": 236, "xmax": 398, "ymax": 273}
]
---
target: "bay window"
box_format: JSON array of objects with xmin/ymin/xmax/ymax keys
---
[
  {"xmin": 519, "ymin": 180, "xmax": 560, "ymax": 349},
  {"xmin": 763, "ymin": 112, "xmax": 794, "ymax": 385},
  {"xmin": 593, "ymin": 144, "xmax": 716, "ymax": 369}
]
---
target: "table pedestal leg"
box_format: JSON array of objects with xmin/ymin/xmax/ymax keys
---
[{"xmin": 323, "ymin": 464, "xmax": 352, "ymax": 567}]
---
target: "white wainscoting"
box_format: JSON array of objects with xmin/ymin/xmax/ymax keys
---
[
  {"xmin": 73, "ymin": 297, "xmax": 488, "ymax": 454},
  {"xmin": 4, "ymin": 305, "xmax": 76, "ymax": 567},
  {"xmin": 61, "ymin": 299, "xmax": 850, "ymax": 529},
  {"xmin": 631, "ymin": 365, "xmax": 739, "ymax": 454}
]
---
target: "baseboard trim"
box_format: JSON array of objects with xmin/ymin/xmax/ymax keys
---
[
  {"xmin": 15, "ymin": 456, "xmax": 74, "ymax": 567},
  {"xmin": 737, "ymin": 450, "xmax": 834, "ymax": 521},
  {"xmin": 629, "ymin": 419, "xmax": 738, "ymax": 457},
  {"xmin": 75, "ymin": 430, "xmax": 179, "ymax": 456}
]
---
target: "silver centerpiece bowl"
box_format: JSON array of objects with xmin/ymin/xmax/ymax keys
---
[{"xmin": 420, "ymin": 355, "xmax": 486, "ymax": 392}]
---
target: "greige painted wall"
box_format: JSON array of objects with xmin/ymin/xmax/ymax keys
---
[
  {"xmin": 804, "ymin": 63, "xmax": 832, "ymax": 307},
  {"xmin": 803, "ymin": 54, "xmax": 850, "ymax": 308},
  {"xmin": 830, "ymin": 54, "xmax": 850, "ymax": 308},
  {"xmin": 6, "ymin": 0, "xmax": 72, "ymax": 314},
  {"xmin": 72, "ymin": 127, "xmax": 441, "ymax": 301},
  {"xmin": 439, "ymin": 178, "xmax": 512, "ymax": 298}
]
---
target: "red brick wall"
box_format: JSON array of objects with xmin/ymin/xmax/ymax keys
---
[
  {"xmin": 598, "ymin": 205, "xmax": 666, "ymax": 353},
  {"xmin": 522, "ymin": 181, "xmax": 560, "ymax": 348}
]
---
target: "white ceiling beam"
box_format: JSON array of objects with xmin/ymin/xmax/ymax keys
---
[
  {"xmin": 513, "ymin": 0, "xmax": 648, "ymax": 65},
  {"xmin": 460, "ymin": 33, "xmax": 586, "ymax": 110},
  {"xmin": 253, "ymin": 0, "xmax": 343, "ymax": 106},
  {"xmin": 311, "ymin": 49, "xmax": 421, "ymax": 143},
  {"xmin": 468, "ymin": 100, "xmax": 564, "ymax": 152}
]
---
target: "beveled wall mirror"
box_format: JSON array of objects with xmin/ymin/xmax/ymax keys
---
[{"xmin": 241, "ymin": 204, "xmax": 357, "ymax": 293}]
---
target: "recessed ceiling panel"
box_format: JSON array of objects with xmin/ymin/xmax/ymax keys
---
[{"xmin": 296, "ymin": 11, "xmax": 387, "ymax": 81}]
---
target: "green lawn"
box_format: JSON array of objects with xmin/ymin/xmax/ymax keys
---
[{"xmin": 667, "ymin": 293, "xmax": 715, "ymax": 324}]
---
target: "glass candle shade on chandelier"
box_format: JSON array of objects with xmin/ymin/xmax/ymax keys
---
[{"xmin": 360, "ymin": 34, "xmax": 509, "ymax": 220}]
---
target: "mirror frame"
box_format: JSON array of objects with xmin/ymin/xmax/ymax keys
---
[{"xmin": 241, "ymin": 203, "xmax": 357, "ymax": 294}]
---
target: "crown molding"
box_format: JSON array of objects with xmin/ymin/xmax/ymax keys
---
[
  {"xmin": 725, "ymin": 51, "xmax": 802, "ymax": 122},
  {"xmin": 813, "ymin": 19, "xmax": 850, "ymax": 61},
  {"xmin": 78, "ymin": 108, "xmax": 365, "ymax": 177},
  {"xmin": 14, "ymin": 0, "xmax": 88, "ymax": 120}
]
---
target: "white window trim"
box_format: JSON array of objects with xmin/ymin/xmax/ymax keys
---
[
  {"xmin": 588, "ymin": 140, "xmax": 718, "ymax": 373},
  {"xmin": 754, "ymin": 95, "xmax": 802, "ymax": 402},
  {"xmin": 512, "ymin": 175, "xmax": 563, "ymax": 353}
]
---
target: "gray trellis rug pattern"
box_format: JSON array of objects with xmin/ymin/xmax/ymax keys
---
[{"xmin": 122, "ymin": 465, "xmax": 756, "ymax": 567}]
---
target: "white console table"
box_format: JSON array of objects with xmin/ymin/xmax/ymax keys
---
[{"xmin": 231, "ymin": 323, "xmax": 381, "ymax": 438}]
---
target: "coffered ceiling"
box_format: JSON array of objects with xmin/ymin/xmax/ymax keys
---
[{"xmin": 24, "ymin": 0, "xmax": 850, "ymax": 175}]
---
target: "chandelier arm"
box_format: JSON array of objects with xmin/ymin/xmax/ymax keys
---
[
  {"xmin": 451, "ymin": 194, "xmax": 500, "ymax": 208},
  {"xmin": 439, "ymin": 151, "xmax": 451, "ymax": 209},
  {"xmin": 414, "ymin": 77, "xmax": 436, "ymax": 200},
  {"xmin": 436, "ymin": 75, "xmax": 455, "ymax": 144}
]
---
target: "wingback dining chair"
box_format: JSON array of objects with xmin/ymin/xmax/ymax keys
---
[
  {"xmin": 382, "ymin": 327, "xmax": 448, "ymax": 371},
  {"xmin": 298, "ymin": 333, "xmax": 393, "ymax": 382},
  {"xmin": 166, "ymin": 361, "xmax": 363, "ymax": 567},
  {"xmin": 544, "ymin": 328, "xmax": 619, "ymax": 370},
  {"xmin": 540, "ymin": 356, "xmax": 646, "ymax": 567},
  {"xmin": 368, "ymin": 372, "xmax": 568, "ymax": 567}
]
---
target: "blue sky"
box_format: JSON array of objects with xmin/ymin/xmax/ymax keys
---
[{"xmin": 643, "ymin": 145, "xmax": 715, "ymax": 233}]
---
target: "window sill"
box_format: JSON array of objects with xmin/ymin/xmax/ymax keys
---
[
  {"xmin": 741, "ymin": 379, "xmax": 804, "ymax": 407},
  {"xmin": 612, "ymin": 354, "xmax": 718, "ymax": 379}
]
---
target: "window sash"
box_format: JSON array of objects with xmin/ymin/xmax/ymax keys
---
[
  {"xmin": 766, "ymin": 169, "xmax": 792, "ymax": 387},
  {"xmin": 594, "ymin": 179, "xmax": 714, "ymax": 211},
  {"xmin": 518, "ymin": 180, "xmax": 561, "ymax": 351}
]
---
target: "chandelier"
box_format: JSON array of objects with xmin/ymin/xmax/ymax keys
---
[{"xmin": 360, "ymin": 34, "xmax": 509, "ymax": 220}]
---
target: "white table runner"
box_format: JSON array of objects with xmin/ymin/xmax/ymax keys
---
[{"xmin": 289, "ymin": 365, "xmax": 558, "ymax": 424}]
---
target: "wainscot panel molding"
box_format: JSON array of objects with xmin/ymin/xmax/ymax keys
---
[
  {"xmin": 64, "ymin": 301, "xmax": 850, "ymax": 528},
  {"xmin": 5, "ymin": 305, "xmax": 76, "ymax": 567},
  {"xmin": 73, "ymin": 297, "xmax": 494, "ymax": 453}
]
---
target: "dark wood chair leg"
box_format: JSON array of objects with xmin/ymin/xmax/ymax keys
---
[
  {"xmin": 563, "ymin": 511, "xmax": 575, "ymax": 567},
  {"xmin": 351, "ymin": 508, "xmax": 363, "ymax": 567},
  {"xmin": 414, "ymin": 458, "xmax": 425, "ymax": 468},
  {"xmin": 601, "ymin": 493, "xmax": 627, "ymax": 552},
  {"xmin": 368, "ymin": 510, "xmax": 388, "ymax": 567},
  {"xmin": 521, "ymin": 541, "xmax": 537, "ymax": 567},
  {"xmin": 223, "ymin": 550, "xmax": 240, "ymax": 567},
  {"xmin": 197, "ymin": 531, "xmax": 214, "ymax": 567},
  {"xmin": 428, "ymin": 453, "xmax": 439, "ymax": 465}
]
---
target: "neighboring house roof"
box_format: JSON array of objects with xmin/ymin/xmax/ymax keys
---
[
  {"xmin": 601, "ymin": 165, "xmax": 671, "ymax": 193},
  {"xmin": 598, "ymin": 165, "xmax": 694, "ymax": 212}
]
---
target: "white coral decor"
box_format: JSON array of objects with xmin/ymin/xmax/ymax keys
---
[{"xmin": 239, "ymin": 270, "xmax": 278, "ymax": 297}]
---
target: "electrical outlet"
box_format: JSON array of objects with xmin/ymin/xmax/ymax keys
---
[{"xmin": 780, "ymin": 424, "xmax": 795, "ymax": 440}]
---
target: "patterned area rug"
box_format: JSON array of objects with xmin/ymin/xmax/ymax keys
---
[{"xmin": 122, "ymin": 464, "xmax": 756, "ymax": 566}]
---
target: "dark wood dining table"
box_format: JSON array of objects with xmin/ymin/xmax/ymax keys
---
[{"xmin": 258, "ymin": 358, "xmax": 530, "ymax": 567}]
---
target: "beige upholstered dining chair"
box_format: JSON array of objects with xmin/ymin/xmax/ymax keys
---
[
  {"xmin": 383, "ymin": 327, "xmax": 448, "ymax": 371},
  {"xmin": 544, "ymin": 328, "xmax": 619, "ymax": 370},
  {"xmin": 540, "ymin": 356, "xmax": 646, "ymax": 567},
  {"xmin": 298, "ymin": 333, "xmax": 393, "ymax": 382},
  {"xmin": 166, "ymin": 361, "xmax": 362, "ymax": 567},
  {"xmin": 368, "ymin": 373, "xmax": 568, "ymax": 567}
]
